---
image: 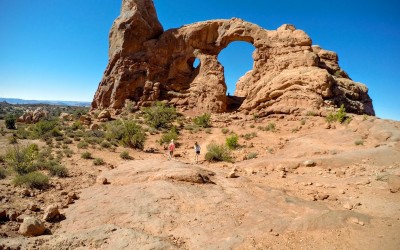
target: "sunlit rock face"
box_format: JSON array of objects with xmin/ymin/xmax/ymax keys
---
[{"xmin": 92, "ymin": 0, "xmax": 374, "ymax": 116}]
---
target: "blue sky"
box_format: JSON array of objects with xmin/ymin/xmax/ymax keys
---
[{"xmin": 0, "ymin": 0, "xmax": 399, "ymax": 120}]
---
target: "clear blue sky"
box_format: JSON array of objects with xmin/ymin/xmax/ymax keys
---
[{"xmin": 0, "ymin": 0, "xmax": 399, "ymax": 120}]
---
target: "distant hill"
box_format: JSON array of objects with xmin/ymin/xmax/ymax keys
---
[{"xmin": 0, "ymin": 98, "xmax": 91, "ymax": 107}]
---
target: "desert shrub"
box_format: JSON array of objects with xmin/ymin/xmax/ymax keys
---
[
  {"xmin": 13, "ymin": 172, "xmax": 49, "ymax": 189},
  {"xmin": 72, "ymin": 109, "xmax": 88, "ymax": 120},
  {"xmin": 71, "ymin": 121, "xmax": 83, "ymax": 131},
  {"xmin": 31, "ymin": 119, "xmax": 61, "ymax": 139},
  {"xmin": 354, "ymin": 139, "xmax": 364, "ymax": 146},
  {"xmin": 242, "ymin": 132, "xmax": 257, "ymax": 140},
  {"xmin": 193, "ymin": 113, "xmax": 211, "ymax": 128},
  {"xmin": 5, "ymin": 115, "xmax": 16, "ymax": 129},
  {"xmin": 120, "ymin": 151, "xmax": 133, "ymax": 160},
  {"xmin": 8, "ymin": 135, "xmax": 18, "ymax": 144},
  {"xmin": 221, "ymin": 128, "xmax": 229, "ymax": 134},
  {"xmin": 101, "ymin": 141, "xmax": 111, "ymax": 148},
  {"xmin": 205, "ymin": 128, "xmax": 212, "ymax": 134},
  {"xmin": 159, "ymin": 127, "xmax": 179, "ymax": 145},
  {"xmin": 245, "ymin": 152, "xmax": 258, "ymax": 160},
  {"xmin": 326, "ymin": 104, "xmax": 348, "ymax": 123},
  {"xmin": 16, "ymin": 127, "xmax": 30, "ymax": 139},
  {"xmin": 106, "ymin": 120, "xmax": 146, "ymax": 149},
  {"xmin": 258, "ymin": 123, "xmax": 276, "ymax": 132},
  {"xmin": 226, "ymin": 134, "xmax": 239, "ymax": 150},
  {"xmin": 142, "ymin": 101, "xmax": 177, "ymax": 129},
  {"xmin": 5, "ymin": 144, "xmax": 39, "ymax": 175},
  {"xmin": 306, "ymin": 111, "xmax": 318, "ymax": 116},
  {"xmin": 63, "ymin": 138, "xmax": 73, "ymax": 144},
  {"xmin": 249, "ymin": 124, "xmax": 255, "ymax": 128},
  {"xmin": 0, "ymin": 168, "xmax": 7, "ymax": 179},
  {"xmin": 77, "ymin": 141, "xmax": 89, "ymax": 149},
  {"xmin": 81, "ymin": 152, "xmax": 92, "ymax": 159},
  {"xmin": 93, "ymin": 158, "xmax": 105, "ymax": 166},
  {"xmin": 63, "ymin": 148, "xmax": 74, "ymax": 158},
  {"xmin": 46, "ymin": 161, "xmax": 68, "ymax": 177},
  {"xmin": 300, "ymin": 119, "xmax": 306, "ymax": 125},
  {"xmin": 205, "ymin": 142, "xmax": 232, "ymax": 162}
]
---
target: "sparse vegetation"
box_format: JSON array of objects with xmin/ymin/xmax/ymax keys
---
[
  {"xmin": 205, "ymin": 142, "xmax": 233, "ymax": 162},
  {"xmin": 221, "ymin": 128, "xmax": 229, "ymax": 134},
  {"xmin": 142, "ymin": 101, "xmax": 177, "ymax": 129},
  {"xmin": 93, "ymin": 158, "xmax": 105, "ymax": 166},
  {"xmin": 354, "ymin": 139, "xmax": 364, "ymax": 146},
  {"xmin": 77, "ymin": 141, "xmax": 89, "ymax": 149},
  {"xmin": 81, "ymin": 152, "xmax": 92, "ymax": 159},
  {"xmin": 258, "ymin": 122, "xmax": 276, "ymax": 132},
  {"xmin": 160, "ymin": 127, "xmax": 179, "ymax": 145},
  {"xmin": 5, "ymin": 114, "xmax": 16, "ymax": 129},
  {"xmin": 13, "ymin": 171, "xmax": 49, "ymax": 189},
  {"xmin": 226, "ymin": 134, "xmax": 239, "ymax": 149},
  {"xmin": 31, "ymin": 119, "xmax": 61, "ymax": 139},
  {"xmin": 193, "ymin": 113, "xmax": 211, "ymax": 128},
  {"xmin": 326, "ymin": 104, "xmax": 348, "ymax": 123},
  {"xmin": 242, "ymin": 132, "xmax": 257, "ymax": 140},
  {"xmin": 5, "ymin": 144, "xmax": 39, "ymax": 175},
  {"xmin": 120, "ymin": 151, "xmax": 133, "ymax": 160},
  {"xmin": 106, "ymin": 120, "xmax": 146, "ymax": 149},
  {"xmin": 245, "ymin": 152, "xmax": 258, "ymax": 160},
  {"xmin": 46, "ymin": 161, "xmax": 69, "ymax": 177},
  {"xmin": 0, "ymin": 168, "xmax": 7, "ymax": 179}
]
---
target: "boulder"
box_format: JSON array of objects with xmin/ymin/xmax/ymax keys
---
[
  {"xmin": 97, "ymin": 110, "xmax": 111, "ymax": 120},
  {"xmin": 388, "ymin": 175, "xmax": 400, "ymax": 193},
  {"xmin": 18, "ymin": 217, "xmax": 46, "ymax": 236},
  {"xmin": 42, "ymin": 204, "xmax": 60, "ymax": 222}
]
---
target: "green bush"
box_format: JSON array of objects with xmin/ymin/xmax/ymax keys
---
[
  {"xmin": 242, "ymin": 132, "xmax": 257, "ymax": 140},
  {"xmin": 120, "ymin": 151, "xmax": 133, "ymax": 160},
  {"xmin": 71, "ymin": 121, "xmax": 83, "ymax": 130},
  {"xmin": 5, "ymin": 144, "xmax": 39, "ymax": 175},
  {"xmin": 106, "ymin": 120, "xmax": 146, "ymax": 149},
  {"xmin": 193, "ymin": 113, "xmax": 211, "ymax": 128},
  {"xmin": 326, "ymin": 104, "xmax": 348, "ymax": 123},
  {"xmin": 101, "ymin": 141, "xmax": 111, "ymax": 148},
  {"xmin": 221, "ymin": 128, "xmax": 229, "ymax": 134},
  {"xmin": 31, "ymin": 120, "xmax": 61, "ymax": 139},
  {"xmin": 159, "ymin": 127, "xmax": 179, "ymax": 145},
  {"xmin": 8, "ymin": 135, "xmax": 18, "ymax": 144},
  {"xmin": 354, "ymin": 140, "xmax": 364, "ymax": 146},
  {"xmin": 5, "ymin": 115, "xmax": 16, "ymax": 129},
  {"xmin": 77, "ymin": 141, "xmax": 89, "ymax": 149},
  {"xmin": 47, "ymin": 162, "xmax": 69, "ymax": 177},
  {"xmin": 0, "ymin": 168, "xmax": 7, "ymax": 179},
  {"xmin": 142, "ymin": 101, "xmax": 177, "ymax": 129},
  {"xmin": 226, "ymin": 134, "xmax": 239, "ymax": 149},
  {"xmin": 13, "ymin": 172, "xmax": 49, "ymax": 189},
  {"xmin": 257, "ymin": 123, "xmax": 276, "ymax": 132},
  {"xmin": 16, "ymin": 127, "xmax": 30, "ymax": 139},
  {"xmin": 205, "ymin": 142, "xmax": 232, "ymax": 162},
  {"xmin": 81, "ymin": 152, "xmax": 92, "ymax": 159},
  {"xmin": 245, "ymin": 152, "xmax": 258, "ymax": 160},
  {"xmin": 93, "ymin": 158, "xmax": 105, "ymax": 166}
]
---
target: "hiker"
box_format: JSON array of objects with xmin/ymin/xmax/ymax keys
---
[
  {"xmin": 168, "ymin": 139, "xmax": 175, "ymax": 160},
  {"xmin": 194, "ymin": 141, "xmax": 201, "ymax": 163}
]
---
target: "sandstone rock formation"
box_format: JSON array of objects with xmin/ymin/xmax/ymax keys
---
[
  {"xmin": 92, "ymin": 0, "xmax": 374, "ymax": 116},
  {"xmin": 17, "ymin": 108, "xmax": 49, "ymax": 124}
]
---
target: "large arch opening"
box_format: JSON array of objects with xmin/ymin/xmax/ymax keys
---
[{"xmin": 218, "ymin": 41, "xmax": 255, "ymax": 111}]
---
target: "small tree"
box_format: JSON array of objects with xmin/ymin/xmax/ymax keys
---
[
  {"xmin": 193, "ymin": 113, "xmax": 211, "ymax": 128},
  {"xmin": 142, "ymin": 102, "xmax": 177, "ymax": 129},
  {"xmin": 5, "ymin": 115, "xmax": 16, "ymax": 130},
  {"xmin": 226, "ymin": 134, "xmax": 239, "ymax": 149}
]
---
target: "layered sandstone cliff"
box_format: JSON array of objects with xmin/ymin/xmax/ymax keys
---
[{"xmin": 92, "ymin": 0, "xmax": 374, "ymax": 116}]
